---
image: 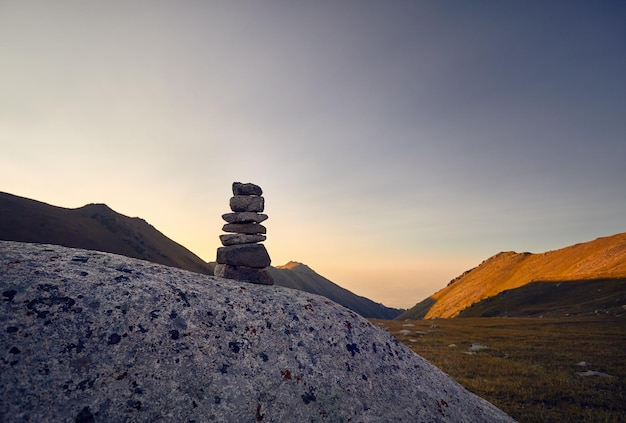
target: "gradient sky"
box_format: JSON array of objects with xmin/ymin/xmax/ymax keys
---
[{"xmin": 2, "ymin": 1, "xmax": 625, "ymax": 308}]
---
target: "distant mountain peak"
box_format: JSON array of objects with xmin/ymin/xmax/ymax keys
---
[
  {"xmin": 81, "ymin": 202, "xmax": 110, "ymax": 208},
  {"xmin": 78, "ymin": 203, "xmax": 115, "ymax": 213},
  {"xmin": 276, "ymin": 261, "xmax": 308, "ymax": 270}
]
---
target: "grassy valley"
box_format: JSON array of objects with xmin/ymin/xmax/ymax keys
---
[
  {"xmin": 373, "ymin": 316, "xmax": 626, "ymax": 423},
  {"xmin": 389, "ymin": 233, "xmax": 626, "ymax": 422}
]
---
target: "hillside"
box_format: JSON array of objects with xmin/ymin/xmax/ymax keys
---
[
  {"xmin": 0, "ymin": 241, "xmax": 513, "ymax": 422},
  {"xmin": 0, "ymin": 191, "xmax": 213, "ymax": 275},
  {"xmin": 458, "ymin": 278, "xmax": 626, "ymax": 318},
  {"xmin": 268, "ymin": 261, "xmax": 403, "ymax": 319},
  {"xmin": 398, "ymin": 232, "xmax": 626, "ymax": 319}
]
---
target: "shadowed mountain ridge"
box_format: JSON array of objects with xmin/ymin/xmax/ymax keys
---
[
  {"xmin": 0, "ymin": 192, "xmax": 213, "ymax": 274},
  {"xmin": 457, "ymin": 278, "xmax": 626, "ymax": 318}
]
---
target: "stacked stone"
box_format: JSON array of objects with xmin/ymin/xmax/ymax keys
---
[{"xmin": 214, "ymin": 182, "xmax": 274, "ymax": 285}]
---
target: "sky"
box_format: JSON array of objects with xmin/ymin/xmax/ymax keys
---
[{"xmin": 2, "ymin": 1, "xmax": 625, "ymax": 309}]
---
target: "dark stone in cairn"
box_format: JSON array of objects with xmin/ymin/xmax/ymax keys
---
[
  {"xmin": 233, "ymin": 182, "xmax": 263, "ymax": 196},
  {"xmin": 216, "ymin": 244, "xmax": 271, "ymax": 268},
  {"xmin": 219, "ymin": 234, "xmax": 266, "ymax": 246},
  {"xmin": 213, "ymin": 264, "xmax": 274, "ymax": 285},
  {"xmin": 230, "ymin": 196, "xmax": 264, "ymax": 212},
  {"xmin": 222, "ymin": 223, "xmax": 267, "ymax": 234},
  {"xmin": 222, "ymin": 212, "xmax": 268, "ymax": 224},
  {"xmin": 215, "ymin": 182, "xmax": 274, "ymax": 285}
]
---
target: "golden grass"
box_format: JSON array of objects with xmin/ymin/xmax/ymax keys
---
[{"xmin": 371, "ymin": 316, "xmax": 626, "ymax": 423}]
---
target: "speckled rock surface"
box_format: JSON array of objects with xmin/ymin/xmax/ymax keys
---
[{"xmin": 1, "ymin": 241, "xmax": 514, "ymax": 422}]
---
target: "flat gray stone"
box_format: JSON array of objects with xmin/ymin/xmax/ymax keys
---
[
  {"xmin": 0, "ymin": 241, "xmax": 515, "ymax": 423},
  {"xmin": 232, "ymin": 182, "xmax": 263, "ymax": 196},
  {"xmin": 214, "ymin": 264, "xmax": 274, "ymax": 285},
  {"xmin": 222, "ymin": 212, "xmax": 268, "ymax": 224},
  {"xmin": 219, "ymin": 233, "xmax": 267, "ymax": 246},
  {"xmin": 222, "ymin": 223, "xmax": 266, "ymax": 235},
  {"xmin": 230, "ymin": 195, "xmax": 264, "ymax": 213},
  {"xmin": 216, "ymin": 244, "xmax": 271, "ymax": 267}
]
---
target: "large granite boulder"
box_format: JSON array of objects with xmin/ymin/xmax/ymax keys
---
[{"xmin": 0, "ymin": 241, "xmax": 514, "ymax": 422}]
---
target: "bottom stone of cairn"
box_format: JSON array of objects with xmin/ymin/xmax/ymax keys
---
[
  {"xmin": 214, "ymin": 264, "xmax": 274, "ymax": 286},
  {"xmin": 216, "ymin": 244, "xmax": 271, "ymax": 268}
]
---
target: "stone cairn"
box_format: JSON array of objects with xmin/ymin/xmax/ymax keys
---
[{"xmin": 214, "ymin": 182, "xmax": 274, "ymax": 285}]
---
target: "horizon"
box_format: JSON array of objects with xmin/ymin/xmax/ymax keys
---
[
  {"xmin": 2, "ymin": 1, "xmax": 625, "ymax": 308},
  {"xmin": 2, "ymin": 189, "xmax": 623, "ymax": 310}
]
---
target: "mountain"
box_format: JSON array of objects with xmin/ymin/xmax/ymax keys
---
[
  {"xmin": 1, "ymin": 192, "xmax": 402, "ymax": 319},
  {"xmin": 0, "ymin": 191, "xmax": 213, "ymax": 275},
  {"xmin": 267, "ymin": 261, "xmax": 404, "ymax": 319},
  {"xmin": 398, "ymin": 232, "xmax": 626, "ymax": 319}
]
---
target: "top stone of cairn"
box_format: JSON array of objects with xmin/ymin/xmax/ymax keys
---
[{"xmin": 233, "ymin": 182, "xmax": 262, "ymax": 196}]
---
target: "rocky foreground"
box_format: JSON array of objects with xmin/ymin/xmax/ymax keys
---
[{"xmin": 0, "ymin": 241, "xmax": 514, "ymax": 422}]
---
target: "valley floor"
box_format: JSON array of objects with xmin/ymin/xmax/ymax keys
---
[{"xmin": 371, "ymin": 316, "xmax": 626, "ymax": 423}]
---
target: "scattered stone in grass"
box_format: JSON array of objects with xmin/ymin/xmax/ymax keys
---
[
  {"xmin": 576, "ymin": 370, "xmax": 615, "ymax": 378},
  {"xmin": 468, "ymin": 343, "xmax": 488, "ymax": 352},
  {"xmin": 576, "ymin": 361, "xmax": 590, "ymax": 367}
]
